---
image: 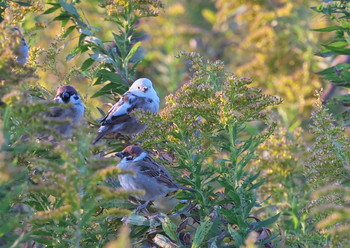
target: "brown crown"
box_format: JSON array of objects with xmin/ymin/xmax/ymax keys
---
[
  {"xmin": 56, "ymin": 85, "xmax": 78, "ymax": 97},
  {"xmin": 121, "ymin": 145, "xmax": 145, "ymax": 158}
]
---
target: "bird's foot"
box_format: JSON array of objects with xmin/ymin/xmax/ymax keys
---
[{"xmin": 136, "ymin": 200, "xmax": 150, "ymax": 215}]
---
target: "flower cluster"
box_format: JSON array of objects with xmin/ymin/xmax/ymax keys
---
[
  {"xmin": 137, "ymin": 52, "xmax": 281, "ymax": 151},
  {"xmin": 306, "ymin": 93, "xmax": 350, "ymax": 188},
  {"xmin": 99, "ymin": 0, "xmax": 164, "ymax": 18}
]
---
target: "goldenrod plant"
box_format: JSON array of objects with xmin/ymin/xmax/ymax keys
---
[
  {"xmin": 134, "ymin": 52, "xmax": 282, "ymax": 247},
  {"xmin": 141, "ymin": 0, "xmax": 323, "ymax": 128},
  {"xmin": 2, "ymin": 0, "xmax": 350, "ymax": 247}
]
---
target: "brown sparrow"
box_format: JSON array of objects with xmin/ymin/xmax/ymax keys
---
[
  {"xmin": 47, "ymin": 85, "xmax": 85, "ymax": 136},
  {"xmin": 115, "ymin": 145, "xmax": 195, "ymax": 211}
]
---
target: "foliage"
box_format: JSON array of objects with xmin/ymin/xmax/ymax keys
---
[
  {"xmin": 2, "ymin": 0, "xmax": 350, "ymax": 247},
  {"xmin": 306, "ymin": 94, "xmax": 350, "ymax": 188},
  {"xmin": 313, "ymin": 0, "xmax": 350, "ymax": 125},
  {"xmin": 40, "ymin": 0, "xmax": 163, "ymax": 100},
  {"xmin": 306, "ymin": 2, "xmax": 350, "ymax": 246},
  {"xmin": 140, "ymin": 0, "xmax": 323, "ymax": 128},
  {"xmin": 134, "ymin": 52, "xmax": 282, "ymax": 247},
  {"xmin": 296, "ymin": 94, "xmax": 350, "ymax": 247},
  {"xmin": 0, "ymin": 2, "xmax": 136, "ymax": 247}
]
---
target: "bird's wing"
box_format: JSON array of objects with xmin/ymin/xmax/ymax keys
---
[
  {"xmin": 100, "ymin": 92, "xmax": 153, "ymax": 126},
  {"xmin": 47, "ymin": 106, "xmax": 74, "ymax": 119},
  {"xmin": 136, "ymin": 160, "xmax": 179, "ymax": 189},
  {"xmin": 47, "ymin": 106, "xmax": 65, "ymax": 118}
]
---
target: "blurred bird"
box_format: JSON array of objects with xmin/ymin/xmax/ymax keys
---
[
  {"xmin": 12, "ymin": 27, "xmax": 28, "ymax": 65},
  {"xmin": 93, "ymin": 78, "xmax": 159, "ymax": 144},
  {"xmin": 47, "ymin": 85, "xmax": 85, "ymax": 136},
  {"xmin": 115, "ymin": 145, "xmax": 195, "ymax": 212}
]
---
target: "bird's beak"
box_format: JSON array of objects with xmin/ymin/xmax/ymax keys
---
[
  {"xmin": 142, "ymin": 86, "xmax": 148, "ymax": 92},
  {"xmin": 115, "ymin": 152, "xmax": 123, "ymax": 158}
]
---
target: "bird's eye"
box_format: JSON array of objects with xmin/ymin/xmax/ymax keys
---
[
  {"xmin": 138, "ymin": 86, "xmax": 141, "ymax": 89},
  {"xmin": 74, "ymin": 96, "xmax": 79, "ymax": 100},
  {"xmin": 126, "ymin": 156, "xmax": 133, "ymax": 161}
]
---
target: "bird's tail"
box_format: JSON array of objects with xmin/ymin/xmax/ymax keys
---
[
  {"xmin": 92, "ymin": 131, "xmax": 107, "ymax": 145},
  {"xmin": 179, "ymin": 185, "xmax": 196, "ymax": 192}
]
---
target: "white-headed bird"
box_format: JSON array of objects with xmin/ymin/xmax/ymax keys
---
[{"xmin": 93, "ymin": 78, "xmax": 159, "ymax": 144}]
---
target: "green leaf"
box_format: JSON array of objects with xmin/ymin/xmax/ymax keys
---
[
  {"xmin": 153, "ymin": 234, "xmax": 179, "ymax": 248},
  {"xmin": 192, "ymin": 216, "xmax": 214, "ymax": 248},
  {"xmin": 214, "ymin": 158, "xmax": 229, "ymax": 163},
  {"xmin": 42, "ymin": 6, "xmax": 60, "ymax": 15},
  {"xmin": 85, "ymin": 36, "xmax": 104, "ymax": 48},
  {"xmin": 32, "ymin": 237, "xmax": 55, "ymax": 246},
  {"xmin": 0, "ymin": 216, "xmax": 19, "ymax": 235},
  {"xmin": 123, "ymin": 213, "xmax": 150, "ymax": 226},
  {"xmin": 244, "ymin": 201, "xmax": 256, "ymax": 217},
  {"xmin": 322, "ymin": 45, "xmax": 350, "ymax": 55},
  {"xmin": 247, "ymin": 171, "xmax": 261, "ymax": 183},
  {"xmin": 250, "ymin": 213, "xmax": 280, "ymax": 230},
  {"xmin": 66, "ymin": 45, "xmax": 86, "ymax": 61},
  {"xmin": 96, "ymin": 69, "xmax": 126, "ymax": 84},
  {"xmin": 53, "ymin": 12, "xmax": 71, "ymax": 21},
  {"xmin": 79, "ymin": 28, "xmax": 94, "ymax": 36},
  {"xmin": 227, "ymin": 225, "xmax": 244, "ymax": 246},
  {"xmin": 228, "ymin": 191, "xmax": 241, "ymax": 207},
  {"xmin": 340, "ymin": 20, "xmax": 350, "ymax": 29},
  {"xmin": 81, "ymin": 58, "xmax": 95, "ymax": 71},
  {"xmin": 326, "ymin": 40, "xmax": 349, "ymax": 48},
  {"xmin": 125, "ymin": 41, "xmax": 142, "ymax": 62},
  {"xmin": 159, "ymin": 214, "xmax": 179, "ymax": 243},
  {"xmin": 96, "ymin": 107, "xmax": 106, "ymax": 117},
  {"xmin": 14, "ymin": 1, "xmax": 32, "ymax": 6},
  {"xmin": 221, "ymin": 209, "xmax": 247, "ymax": 228},
  {"xmin": 90, "ymin": 51, "xmax": 114, "ymax": 64},
  {"xmin": 345, "ymin": 31, "xmax": 350, "ymax": 44},
  {"xmin": 63, "ymin": 25, "xmax": 76, "ymax": 38},
  {"xmin": 59, "ymin": 0, "xmax": 79, "ymax": 16},
  {"xmin": 91, "ymin": 82, "xmax": 126, "ymax": 98},
  {"xmin": 317, "ymin": 63, "xmax": 350, "ymax": 86},
  {"xmin": 316, "ymin": 51, "xmax": 337, "ymax": 57},
  {"xmin": 249, "ymin": 179, "xmax": 265, "ymax": 190},
  {"xmin": 333, "ymin": 95, "xmax": 350, "ymax": 106},
  {"xmin": 312, "ymin": 25, "xmax": 344, "ymax": 32},
  {"xmin": 94, "ymin": 76, "xmax": 103, "ymax": 85}
]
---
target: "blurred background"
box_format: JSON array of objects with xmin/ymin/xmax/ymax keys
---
[{"xmin": 21, "ymin": 0, "xmax": 331, "ymax": 129}]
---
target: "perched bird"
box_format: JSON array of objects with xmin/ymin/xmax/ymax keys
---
[
  {"xmin": 115, "ymin": 145, "xmax": 196, "ymax": 211},
  {"xmin": 47, "ymin": 85, "xmax": 85, "ymax": 136},
  {"xmin": 93, "ymin": 78, "xmax": 159, "ymax": 144},
  {"xmin": 12, "ymin": 27, "xmax": 29, "ymax": 65}
]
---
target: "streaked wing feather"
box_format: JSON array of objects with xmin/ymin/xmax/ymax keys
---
[
  {"xmin": 100, "ymin": 93, "xmax": 153, "ymax": 126},
  {"xmin": 137, "ymin": 160, "xmax": 178, "ymax": 188},
  {"xmin": 100, "ymin": 93, "xmax": 134, "ymax": 124}
]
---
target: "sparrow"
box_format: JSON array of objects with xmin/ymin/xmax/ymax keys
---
[
  {"xmin": 47, "ymin": 85, "xmax": 85, "ymax": 136},
  {"xmin": 12, "ymin": 27, "xmax": 28, "ymax": 65},
  {"xmin": 115, "ymin": 145, "xmax": 195, "ymax": 211},
  {"xmin": 92, "ymin": 78, "xmax": 159, "ymax": 144}
]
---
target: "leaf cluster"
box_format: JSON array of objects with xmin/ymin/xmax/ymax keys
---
[{"xmin": 129, "ymin": 52, "xmax": 282, "ymax": 247}]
